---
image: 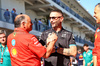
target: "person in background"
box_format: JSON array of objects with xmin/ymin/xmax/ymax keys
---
[
  {"xmin": 11, "ymin": 8, "xmax": 17, "ymax": 23},
  {"xmin": 76, "ymin": 49, "xmax": 83, "ymax": 66},
  {"xmin": 38, "ymin": 19, "xmax": 42, "ymax": 31},
  {"xmin": 0, "ymin": 30, "xmax": 11, "ymax": 66},
  {"xmin": 34, "ymin": 18, "xmax": 38, "ymax": 30},
  {"xmin": 83, "ymin": 44, "xmax": 93, "ymax": 66},
  {"xmin": 4, "ymin": 9, "xmax": 10, "ymax": 22}
]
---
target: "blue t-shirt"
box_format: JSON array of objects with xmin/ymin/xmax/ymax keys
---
[
  {"xmin": 76, "ymin": 53, "xmax": 83, "ymax": 66},
  {"xmin": 83, "ymin": 50, "xmax": 93, "ymax": 66},
  {"xmin": 0, "ymin": 44, "xmax": 11, "ymax": 66}
]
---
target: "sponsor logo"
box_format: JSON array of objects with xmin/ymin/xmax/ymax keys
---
[
  {"xmin": 11, "ymin": 39, "xmax": 16, "ymax": 46},
  {"xmin": 95, "ymin": 34, "xmax": 97, "ymax": 39},
  {"xmin": 13, "ymin": 32, "xmax": 16, "ymax": 36},
  {"xmin": 11, "ymin": 47, "xmax": 17, "ymax": 57}
]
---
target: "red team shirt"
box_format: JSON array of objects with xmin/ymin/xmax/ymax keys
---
[
  {"xmin": 92, "ymin": 27, "xmax": 100, "ymax": 66},
  {"xmin": 7, "ymin": 28, "xmax": 46, "ymax": 66}
]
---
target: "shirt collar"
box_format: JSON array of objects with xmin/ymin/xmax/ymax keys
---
[
  {"xmin": 51, "ymin": 27, "xmax": 64, "ymax": 33},
  {"xmin": 14, "ymin": 28, "xmax": 28, "ymax": 33}
]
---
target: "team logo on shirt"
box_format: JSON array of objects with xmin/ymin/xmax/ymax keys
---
[
  {"xmin": 95, "ymin": 34, "xmax": 97, "ymax": 39},
  {"xmin": 61, "ymin": 34, "xmax": 66, "ymax": 38},
  {"xmin": 11, "ymin": 47, "xmax": 17, "ymax": 57},
  {"xmin": 84, "ymin": 54, "xmax": 86, "ymax": 57},
  {"xmin": 79, "ymin": 54, "xmax": 83, "ymax": 60},
  {"xmin": 11, "ymin": 39, "xmax": 16, "ymax": 46},
  {"xmin": 13, "ymin": 32, "xmax": 16, "ymax": 36}
]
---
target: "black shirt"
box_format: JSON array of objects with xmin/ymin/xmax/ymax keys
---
[
  {"xmin": 39, "ymin": 28, "xmax": 76, "ymax": 66},
  {"xmin": 76, "ymin": 53, "xmax": 83, "ymax": 66}
]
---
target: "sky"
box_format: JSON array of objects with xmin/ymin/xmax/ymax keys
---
[{"xmin": 77, "ymin": 0, "xmax": 100, "ymax": 16}]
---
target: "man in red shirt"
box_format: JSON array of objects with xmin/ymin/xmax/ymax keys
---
[
  {"xmin": 93, "ymin": 3, "xmax": 100, "ymax": 66},
  {"xmin": 7, "ymin": 14, "xmax": 58, "ymax": 66}
]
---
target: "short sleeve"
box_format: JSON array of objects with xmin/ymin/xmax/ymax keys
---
[
  {"xmin": 69, "ymin": 33, "xmax": 76, "ymax": 45},
  {"xmin": 28, "ymin": 36, "xmax": 46, "ymax": 58}
]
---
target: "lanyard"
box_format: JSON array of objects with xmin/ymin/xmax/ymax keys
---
[{"xmin": 0, "ymin": 46, "xmax": 6, "ymax": 58}]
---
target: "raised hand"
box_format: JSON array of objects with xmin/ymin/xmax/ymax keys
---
[{"xmin": 46, "ymin": 32, "xmax": 58, "ymax": 45}]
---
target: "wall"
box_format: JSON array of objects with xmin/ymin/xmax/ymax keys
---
[
  {"xmin": 1, "ymin": 0, "xmax": 25, "ymax": 14},
  {"xmin": 25, "ymin": 10, "xmax": 44, "ymax": 20},
  {"xmin": 63, "ymin": 22, "xmax": 85, "ymax": 39}
]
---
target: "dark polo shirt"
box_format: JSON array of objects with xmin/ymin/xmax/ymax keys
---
[{"xmin": 39, "ymin": 28, "xmax": 76, "ymax": 66}]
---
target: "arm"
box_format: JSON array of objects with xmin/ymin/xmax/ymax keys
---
[
  {"xmin": 43, "ymin": 39, "xmax": 57, "ymax": 58},
  {"xmin": 56, "ymin": 33, "xmax": 77, "ymax": 57},
  {"xmin": 57, "ymin": 45, "xmax": 77, "ymax": 57},
  {"xmin": 70, "ymin": 57, "xmax": 73, "ymax": 66},
  {"xmin": 93, "ymin": 55, "xmax": 97, "ymax": 66},
  {"xmin": 43, "ymin": 32, "xmax": 58, "ymax": 58},
  {"xmin": 83, "ymin": 60, "xmax": 85, "ymax": 66},
  {"xmin": 28, "ymin": 33, "xmax": 57, "ymax": 59},
  {"xmin": 87, "ymin": 59, "xmax": 93, "ymax": 66}
]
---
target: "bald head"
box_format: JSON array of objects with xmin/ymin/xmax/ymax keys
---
[
  {"xmin": 14, "ymin": 14, "xmax": 33, "ymax": 32},
  {"xmin": 14, "ymin": 14, "xmax": 29, "ymax": 28}
]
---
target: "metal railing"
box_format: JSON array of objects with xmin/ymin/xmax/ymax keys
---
[
  {"xmin": 32, "ymin": 20, "xmax": 51, "ymax": 32},
  {"xmin": 0, "ymin": 8, "xmax": 94, "ymax": 46},
  {"xmin": 0, "ymin": 8, "xmax": 51, "ymax": 32},
  {"xmin": 52, "ymin": 0, "xmax": 96, "ymax": 30},
  {"xmin": 74, "ymin": 36, "xmax": 94, "ymax": 47}
]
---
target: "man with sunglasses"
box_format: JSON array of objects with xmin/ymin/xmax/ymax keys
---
[{"xmin": 39, "ymin": 10, "xmax": 77, "ymax": 66}]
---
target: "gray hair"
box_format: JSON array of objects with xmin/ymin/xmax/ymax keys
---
[{"xmin": 0, "ymin": 30, "xmax": 6, "ymax": 35}]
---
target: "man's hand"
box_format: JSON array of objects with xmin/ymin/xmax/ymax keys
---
[
  {"xmin": 46, "ymin": 32, "xmax": 58, "ymax": 45},
  {"xmin": 87, "ymin": 62, "xmax": 91, "ymax": 66},
  {"xmin": 51, "ymin": 48, "xmax": 55, "ymax": 53},
  {"xmin": 43, "ymin": 32, "xmax": 58, "ymax": 58}
]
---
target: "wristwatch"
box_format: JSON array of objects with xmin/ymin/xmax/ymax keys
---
[{"xmin": 55, "ymin": 46, "xmax": 58, "ymax": 53}]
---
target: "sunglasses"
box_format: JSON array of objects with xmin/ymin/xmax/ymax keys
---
[{"xmin": 49, "ymin": 16, "xmax": 62, "ymax": 20}]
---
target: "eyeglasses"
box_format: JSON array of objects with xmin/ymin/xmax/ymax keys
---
[{"xmin": 49, "ymin": 16, "xmax": 62, "ymax": 20}]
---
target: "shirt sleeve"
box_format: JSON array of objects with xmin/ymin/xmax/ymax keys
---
[
  {"xmin": 28, "ymin": 35, "xmax": 46, "ymax": 58},
  {"xmin": 83, "ymin": 52, "xmax": 85, "ymax": 60},
  {"xmin": 39, "ymin": 32, "xmax": 46, "ymax": 46},
  {"xmin": 69, "ymin": 33, "xmax": 76, "ymax": 46}
]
